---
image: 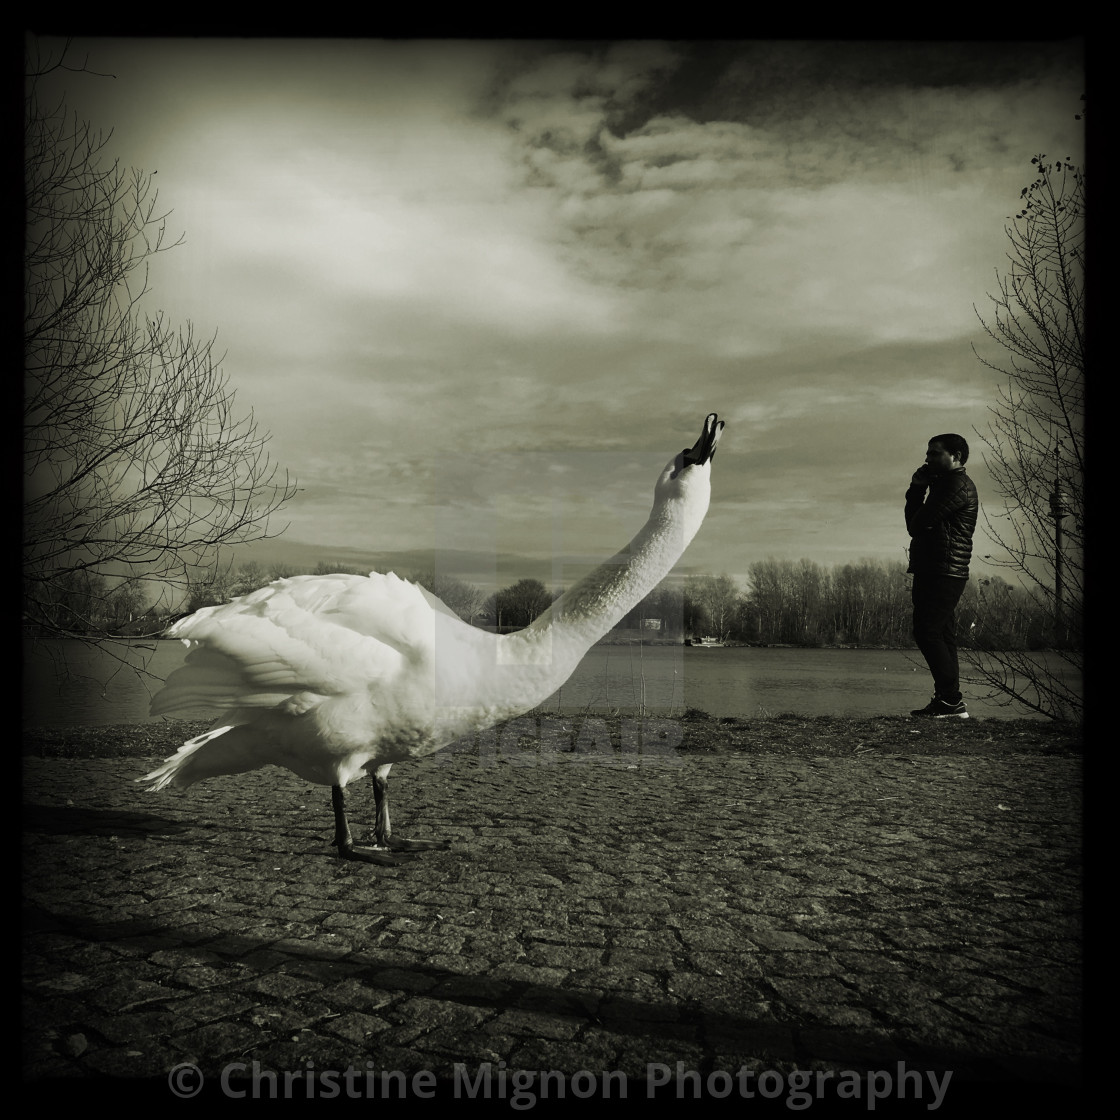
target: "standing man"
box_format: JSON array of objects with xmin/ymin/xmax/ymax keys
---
[{"xmin": 905, "ymin": 434, "xmax": 978, "ymax": 718}]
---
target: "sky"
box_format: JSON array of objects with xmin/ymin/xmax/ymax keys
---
[{"xmin": 28, "ymin": 36, "xmax": 1085, "ymax": 594}]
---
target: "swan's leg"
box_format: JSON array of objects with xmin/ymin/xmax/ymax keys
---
[
  {"xmin": 371, "ymin": 764, "xmax": 449, "ymax": 852},
  {"xmin": 331, "ymin": 784, "xmax": 402, "ymax": 865}
]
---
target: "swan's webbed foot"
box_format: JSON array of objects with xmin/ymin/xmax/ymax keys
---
[
  {"xmin": 368, "ymin": 771, "xmax": 450, "ymax": 854},
  {"xmin": 329, "ymin": 775, "xmax": 450, "ymax": 866},
  {"xmin": 381, "ymin": 836, "xmax": 450, "ymax": 852},
  {"xmin": 336, "ymin": 841, "xmax": 406, "ymax": 866},
  {"xmin": 332, "ymin": 785, "xmax": 413, "ymax": 866}
]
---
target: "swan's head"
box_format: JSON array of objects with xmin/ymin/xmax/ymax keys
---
[{"xmin": 654, "ymin": 412, "xmax": 725, "ymax": 511}]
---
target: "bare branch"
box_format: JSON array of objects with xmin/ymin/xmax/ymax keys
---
[{"xmin": 23, "ymin": 47, "xmax": 297, "ymax": 652}]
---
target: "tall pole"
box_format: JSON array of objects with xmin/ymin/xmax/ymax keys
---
[{"xmin": 1049, "ymin": 471, "xmax": 1068, "ymax": 644}]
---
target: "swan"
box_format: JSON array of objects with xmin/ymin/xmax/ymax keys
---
[{"xmin": 141, "ymin": 412, "xmax": 725, "ymax": 864}]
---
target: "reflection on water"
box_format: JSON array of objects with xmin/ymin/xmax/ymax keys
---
[{"xmin": 23, "ymin": 639, "xmax": 1080, "ymax": 728}]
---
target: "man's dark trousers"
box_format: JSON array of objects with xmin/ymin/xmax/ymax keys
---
[{"xmin": 911, "ymin": 574, "xmax": 967, "ymax": 702}]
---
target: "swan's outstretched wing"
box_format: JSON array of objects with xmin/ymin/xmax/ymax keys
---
[{"xmin": 150, "ymin": 571, "xmax": 456, "ymax": 717}]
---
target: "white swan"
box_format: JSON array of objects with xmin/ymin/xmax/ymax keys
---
[{"xmin": 141, "ymin": 413, "xmax": 724, "ymax": 864}]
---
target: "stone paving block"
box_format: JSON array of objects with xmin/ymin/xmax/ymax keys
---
[
  {"xmin": 171, "ymin": 1018, "xmax": 267, "ymax": 1056},
  {"xmin": 86, "ymin": 1008, "xmax": 198, "ymax": 1044},
  {"xmin": 323, "ymin": 1010, "xmax": 393, "ymax": 1044},
  {"xmin": 484, "ymin": 1008, "xmax": 583, "ymax": 1040},
  {"xmin": 489, "ymin": 962, "xmax": 569, "ymax": 985},
  {"xmin": 173, "ymin": 991, "xmax": 261, "ymax": 1023},
  {"xmin": 84, "ymin": 976, "xmax": 173, "ymax": 1013}
]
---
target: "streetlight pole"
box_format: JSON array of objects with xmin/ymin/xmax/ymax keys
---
[{"xmin": 1049, "ymin": 472, "xmax": 1070, "ymax": 645}]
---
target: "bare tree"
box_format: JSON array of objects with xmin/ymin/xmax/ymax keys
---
[
  {"xmin": 104, "ymin": 577, "xmax": 150, "ymax": 632},
  {"xmin": 486, "ymin": 579, "xmax": 555, "ymax": 630},
  {"xmin": 409, "ymin": 569, "xmax": 488, "ymax": 626},
  {"xmin": 23, "ymin": 45, "xmax": 295, "ymax": 645},
  {"xmin": 968, "ymin": 138, "xmax": 1084, "ymax": 720},
  {"xmin": 686, "ymin": 573, "xmax": 740, "ymax": 643}
]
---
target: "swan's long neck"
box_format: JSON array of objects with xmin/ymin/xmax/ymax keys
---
[
  {"xmin": 505, "ymin": 495, "xmax": 705, "ymax": 665},
  {"xmin": 436, "ymin": 417, "xmax": 720, "ymax": 730}
]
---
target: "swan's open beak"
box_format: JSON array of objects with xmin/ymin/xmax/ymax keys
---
[
  {"xmin": 667, "ymin": 414, "xmax": 721, "ymax": 479},
  {"xmin": 673, "ymin": 413, "xmax": 724, "ymax": 476}
]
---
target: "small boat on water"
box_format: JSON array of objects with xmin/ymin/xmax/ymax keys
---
[{"xmin": 686, "ymin": 636, "xmax": 725, "ymax": 648}]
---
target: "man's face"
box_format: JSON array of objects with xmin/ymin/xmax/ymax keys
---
[{"xmin": 925, "ymin": 441, "xmax": 959, "ymax": 473}]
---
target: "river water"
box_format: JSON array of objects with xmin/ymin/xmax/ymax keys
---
[{"xmin": 22, "ymin": 639, "xmax": 1079, "ymax": 728}]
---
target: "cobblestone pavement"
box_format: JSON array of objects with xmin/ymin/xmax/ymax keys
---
[{"xmin": 23, "ymin": 736, "xmax": 1081, "ymax": 1107}]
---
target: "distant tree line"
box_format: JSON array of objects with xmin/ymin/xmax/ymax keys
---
[
  {"xmin": 730, "ymin": 559, "xmax": 1075, "ymax": 651},
  {"xmin": 617, "ymin": 559, "xmax": 1071, "ymax": 650},
  {"xmin": 26, "ymin": 556, "xmax": 1073, "ymax": 653}
]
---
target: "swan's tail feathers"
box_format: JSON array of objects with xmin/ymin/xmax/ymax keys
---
[{"xmin": 138, "ymin": 725, "xmax": 238, "ymax": 791}]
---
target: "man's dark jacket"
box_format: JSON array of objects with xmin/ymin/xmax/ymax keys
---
[{"xmin": 905, "ymin": 467, "xmax": 978, "ymax": 579}]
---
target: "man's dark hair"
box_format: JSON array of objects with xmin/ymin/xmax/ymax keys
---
[{"xmin": 930, "ymin": 433, "xmax": 969, "ymax": 465}]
